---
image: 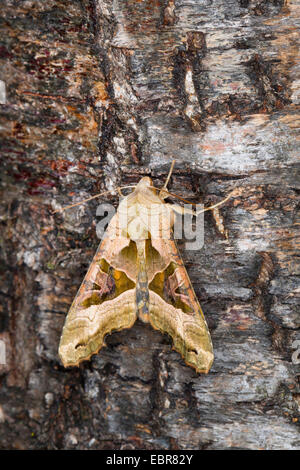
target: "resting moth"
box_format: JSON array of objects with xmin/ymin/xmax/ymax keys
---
[{"xmin": 58, "ymin": 169, "xmax": 214, "ymax": 373}]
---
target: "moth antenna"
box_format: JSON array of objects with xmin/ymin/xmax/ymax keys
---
[
  {"xmin": 153, "ymin": 186, "xmax": 201, "ymax": 205},
  {"xmin": 196, "ymin": 194, "xmax": 231, "ymax": 214},
  {"xmin": 52, "ymin": 185, "xmax": 136, "ymax": 214},
  {"xmin": 196, "ymin": 188, "xmax": 243, "ymax": 214}
]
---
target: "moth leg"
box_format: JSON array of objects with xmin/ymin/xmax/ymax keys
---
[
  {"xmin": 167, "ymin": 200, "xmax": 231, "ymax": 240},
  {"xmin": 117, "ymin": 187, "xmax": 125, "ymax": 197},
  {"xmin": 167, "ymin": 192, "xmax": 233, "ymax": 217}
]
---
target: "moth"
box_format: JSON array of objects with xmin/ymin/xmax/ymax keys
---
[{"xmin": 58, "ymin": 166, "xmax": 217, "ymax": 373}]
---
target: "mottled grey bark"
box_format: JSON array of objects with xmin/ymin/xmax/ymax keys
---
[{"xmin": 0, "ymin": 0, "xmax": 299, "ymax": 450}]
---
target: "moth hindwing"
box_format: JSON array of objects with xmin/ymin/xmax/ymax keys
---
[{"xmin": 58, "ymin": 176, "xmax": 214, "ymax": 373}]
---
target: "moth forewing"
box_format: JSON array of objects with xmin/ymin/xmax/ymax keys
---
[{"xmin": 58, "ymin": 175, "xmax": 214, "ymax": 373}]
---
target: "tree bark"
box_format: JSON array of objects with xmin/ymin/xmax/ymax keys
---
[{"xmin": 0, "ymin": 0, "xmax": 299, "ymax": 450}]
